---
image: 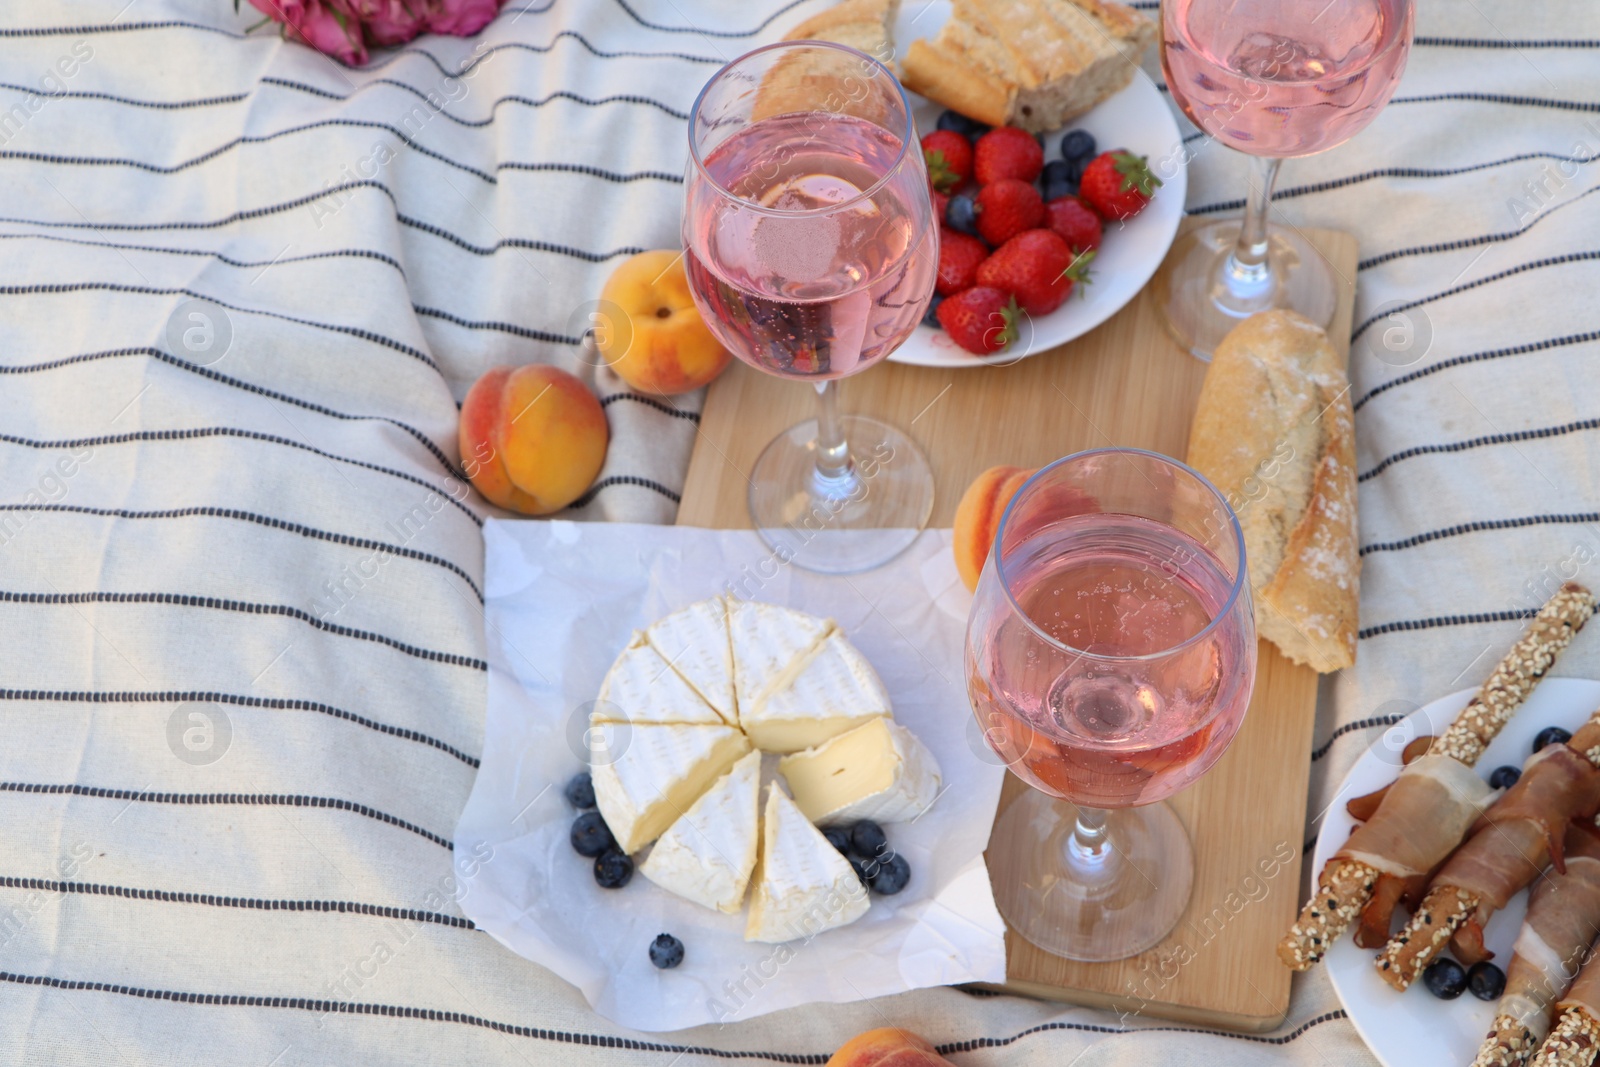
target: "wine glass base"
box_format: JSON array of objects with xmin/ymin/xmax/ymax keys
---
[
  {"xmin": 1156, "ymin": 219, "xmax": 1339, "ymax": 362},
  {"xmin": 990, "ymin": 790, "xmax": 1194, "ymax": 963},
  {"xmin": 747, "ymin": 414, "xmax": 934, "ymax": 574}
]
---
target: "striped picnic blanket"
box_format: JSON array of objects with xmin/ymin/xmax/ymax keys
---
[{"xmin": 0, "ymin": 0, "xmax": 1596, "ymax": 1064}]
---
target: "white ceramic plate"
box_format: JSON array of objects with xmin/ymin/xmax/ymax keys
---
[
  {"xmin": 888, "ymin": 1, "xmax": 1187, "ymax": 368},
  {"xmin": 1317, "ymin": 677, "xmax": 1600, "ymax": 1067}
]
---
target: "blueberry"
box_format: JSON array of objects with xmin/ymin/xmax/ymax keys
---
[
  {"xmin": 922, "ymin": 293, "xmax": 944, "ymax": 329},
  {"xmin": 1468, "ymin": 960, "xmax": 1506, "ymax": 1001},
  {"xmin": 1060, "ymin": 130, "xmax": 1097, "ymax": 162},
  {"xmin": 1041, "ymin": 160, "xmax": 1077, "ymax": 202},
  {"xmin": 850, "ymin": 820, "xmax": 888, "ymax": 859},
  {"xmin": 868, "ymin": 853, "xmax": 911, "ymax": 895},
  {"xmin": 1534, "ymin": 726, "xmax": 1572, "ymax": 752},
  {"xmin": 850, "ymin": 858, "xmax": 873, "ymax": 886},
  {"xmin": 946, "ymin": 192, "xmax": 979, "ymax": 236},
  {"xmin": 564, "ymin": 772, "xmax": 596, "ymax": 809},
  {"xmin": 1422, "ymin": 957, "xmax": 1468, "ymax": 1000},
  {"xmin": 1488, "ymin": 764, "xmax": 1521, "ymax": 789},
  {"xmin": 649, "ymin": 932, "xmax": 684, "ymax": 969},
  {"xmin": 570, "ymin": 811, "xmax": 615, "ymax": 857},
  {"xmin": 935, "ymin": 109, "xmax": 990, "ymax": 140},
  {"xmin": 593, "ymin": 848, "xmax": 633, "ymax": 889}
]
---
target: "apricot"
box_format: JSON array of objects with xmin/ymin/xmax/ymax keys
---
[
  {"xmin": 952, "ymin": 465, "xmax": 1036, "ymax": 591},
  {"xmin": 459, "ymin": 365, "xmax": 607, "ymax": 515},
  {"xmin": 597, "ymin": 249, "xmax": 730, "ymax": 396},
  {"xmin": 826, "ymin": 1028, "xmax": 955, "ymax": 1067}
]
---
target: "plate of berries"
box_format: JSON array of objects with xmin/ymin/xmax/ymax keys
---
[{"xmin": 893, "ymin": 69, "xmax": 1186, "ymax": 366}]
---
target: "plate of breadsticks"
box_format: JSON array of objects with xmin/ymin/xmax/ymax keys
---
[{"xmin": 1289, "ymin": 583, "xmax": 1600, "ymax": 1067}]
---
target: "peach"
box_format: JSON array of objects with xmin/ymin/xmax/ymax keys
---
[
  {"xmin": 826, "ymin": 1028, "xmax": 955, "ymax": 1067},
  {"xmin": 459, "ymin": 365, "xmax": 607, "ymax": 515},
  {"xmin": 597, "ymin": 249, "xmax": 730, "ymax": 395},
  {"xmin": 952, "ymin": 465, "xmax": 1036, "ymax": 591}
]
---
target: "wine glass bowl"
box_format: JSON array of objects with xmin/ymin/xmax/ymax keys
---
[
  {"xmin": 1155, "ymin": 0, "xmax": 1414, "ymax": 359},
  {"xmin": 965, "ymin": 449, "xmax": 1256, "ymax": 961},
  {"xmin": 682, "ymin": 42, "xmax": 938, "ymax": 572}
]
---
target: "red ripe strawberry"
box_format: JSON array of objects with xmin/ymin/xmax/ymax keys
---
[
  {"xmin": 932, "ymin": 186, "xmax": 950, "ymax": 226},
  {"xmin": 976, "ymin": 230, "xmax": 1094, "ymax": 316},
  {"xmin": 935, "ymin": 228, "xmax": 990, "ymax": 296},
  {"xmin": 937, "ymin": 287, "xmax": 1021, "ymax": 355},
  {"xmin": 922, "ymin": 130, "xmax": 973, "ymax": 193},
  {"xmin": 1078, "ymin": 150, "xmax": 1163, "ymax": 221},
  {"xmin": 973, "ymin": 126, "xmax": 1043, "ymax": 185},
  {"xmin": 1044, "ymin": 195, "xmax": 1103, "ymax": 254},
  {"xmin": 975, "ymin": 179, "xmax": 1044, "ymax": 247}
]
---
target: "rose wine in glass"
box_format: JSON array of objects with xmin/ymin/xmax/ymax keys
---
[
  {"xmin": 1156, "ymin": 0, "xmax": 1414, "ymax": 358},
  {"xmin": 682, "ymin": 43, "xmax": 938, "ymax": 573},
  {"xmin": 966, "ymin": 450, "xmax": 1256, "ymax": 961}
]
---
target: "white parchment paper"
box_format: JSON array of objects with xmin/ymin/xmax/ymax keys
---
[{"xmin": 454, "ymin": 520, "xmax": 1007, "ymax": 1032}]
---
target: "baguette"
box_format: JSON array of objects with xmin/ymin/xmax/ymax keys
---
[
  {"xmin": 755, "ymin": 0, "xmax": 902, "ymax": 123},
  {"xmin": 1187, "ymin": 310, "xmax": 1358, "ymax": 673},
  {"xmin": 899, "ymin": 0, "xmax": 1154, "ymax": 133},
  {"xmin": 783, "ymin": 0, "xmax": 899, "ymax": 70}
]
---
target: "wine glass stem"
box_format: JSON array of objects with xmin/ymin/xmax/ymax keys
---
[
  {"xmin": 1223, "ymin": 155, "xmax": 1283, "ymax": 299},
  {"xmin": 812, "ymin": 379, "xmax": 858, "ymax": 496},
  {"xmin": 1067, "ymin": 804, "xmax": 1114, "ymax": 871}
]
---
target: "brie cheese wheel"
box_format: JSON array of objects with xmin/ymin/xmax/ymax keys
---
[
  {"xmin": 746, "ymin": 782, "xmax": 870, "ymax": 943},
  {"xmin": 726, "ymin": 597, "xmax": 832, "ymax": 712},
  {"xmin": 591, "ymin": 724, "xmax": 751, "ymax": 854},
  {"xmin": 778, "ymin": 718, "xmax": 941, "ymax": 825},
  {"xmin": 641, "ymin": 750, "xmax": 760, "ymax": 913},
  {"xmin": 742, "ymin": 630, "xmax": 891, "ymax": 753},
  {"xmin": 594, "ymin": 634, "xmax": 725, "ymax": 727},
  {"xmin": 645, "ymin": 597, "xmax": 737, "ymax": 726}
]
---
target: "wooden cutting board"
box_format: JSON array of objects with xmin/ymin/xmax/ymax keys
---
[{"xmin": 677, "ymin": 220, "xmax": 1359, "ymax": 1032}]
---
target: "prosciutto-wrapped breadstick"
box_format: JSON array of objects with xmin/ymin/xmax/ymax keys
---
[
  {"xmin": 1278, "ymin": 583, "xmax": 1596, "ymax": 971},
  {"xmin": 1529, "ymin": 916, "xmax": 1600, "ymax": 1067},
  {"xmin": 1473, "ymin": 828, "xmax": 1600, "ymax": 1067},
  {"xmin": 1378, "ymin": 725, "xmax": 1600, "ymax": 990}
]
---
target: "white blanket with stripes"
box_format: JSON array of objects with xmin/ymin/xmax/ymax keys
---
[{"xmin": 0, "ymin": 1, "xmax": 1596, "ymax": 1064}]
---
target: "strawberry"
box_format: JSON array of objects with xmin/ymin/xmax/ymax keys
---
[
  {"xmin": 977, "ymin": 230, "xmax": 1094, "ymax": 316},
  {"xmin": 937, "ymin": 287, "xmax": 1021, "ymax": 355},
  {"xmin": 932, "ymin": 186, "xmax": 950, "ymax": 226},
  {"xmin": 975, "ymin": 179, "xmax": 1044, "ymax": 247},
  {"xmin": 1078, "ymin": 150, "xmax": 1163, "ymax": 221},
  {"xmin": 921, "ymin": 130, "xmax": 973, "ymax": 193},
  {"xmin": 936, "ymin": 228, "xmax": 990, "ymax": 296},
  {"xmin": 1044, "ymin": 195, "xmax": 1103, "ymax": 254},
  {"xmin": 973, "ymin": 126, "xmax": 1044, "ymax": 185}
]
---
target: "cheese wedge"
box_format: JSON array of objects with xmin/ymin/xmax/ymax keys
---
[
  {"xmin": 641, "ymin": 750, "xmax": 761, "ymax": 913},
  {"xmin": 746, "ymin": 782, "xmax": 870, "ymax": 943},
  {"xmin": 727, "ymin": 598, "xmax": 833, "ymax": 713},
  {"xmin": 594, "ymin": 634, "xmax": 725, "ymax": 727},
  {"xmin": 741, "ymin": 630, "xmax": 891, "ymax": 753},
  {"xmin": 591, "ymin": 724, "xmax": 751, "ymax": 854},
  {"xmin": 778, "ymin": 718, "xmax": 941, "ymax": 825},
  {"xmin": 644, "ymin": 597, "xmax": 737, "ymax": 725}
]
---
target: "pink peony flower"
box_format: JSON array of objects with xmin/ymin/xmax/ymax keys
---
[
  {"xmin": 249, "ymin": 0, "xmax": 368, "ymax": 65},
  {"xmin": 344, "ymin": 0, "xmax": 428, "ymax": 46},
  {"xmin": 427, "ymin": 0, "xmax": 501, "ymax": 37}
]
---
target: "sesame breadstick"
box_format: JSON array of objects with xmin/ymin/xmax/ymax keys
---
[
  {"xmin": 1279, "ymin": 583, "xmax": 1596, "ymax": 971},
  {"xmin": 1528, "ymin": 1007, "xmax": 1600, "ymax": 1067}
]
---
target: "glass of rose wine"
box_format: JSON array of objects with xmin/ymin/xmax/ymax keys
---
[
  {"xmin": 966, "ymin": 449, "xmax": 1256, "ymax": 961},
  {"xmin": 682, "ymin": 42, "xmax": 938, "ymax": 573},
  {"xmin": 1157, "ymin": 0, "xmax": 1414, "ymax": 359}
]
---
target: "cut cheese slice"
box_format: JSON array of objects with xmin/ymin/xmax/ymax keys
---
[
  {"xmin": 778, "ymin": 718, "xmax": 941, "ymax": 825},
  {"xmin": 645, "ymin": 597, "xmax": 737, "ymax": 726},
  {"xmin": 726, "ymin": 597, "xmax": 832, "ymax": 713},
  {"xmin": 594, "ymin": 634, "xmax": 725, "ymax": 727},
  {"xmin": 741, "ymin": 630, "xmax": 891, "ymax": 753},
  {"xmin": 746, "ymin": 782, "xmax": 870, "ymax": 943},
  {"xmin": 591, "ymin": 723, "xmax": 751, "ymax": 854},
  {"xmin": 641, "ymin": 750, "xmax": 760, "ymax": 913}
]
